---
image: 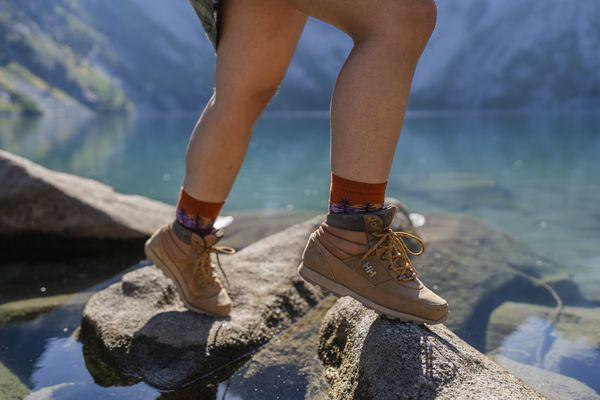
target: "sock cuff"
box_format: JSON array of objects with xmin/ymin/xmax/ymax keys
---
[
  {"xmin": 330, "ymin": 174, "xmax": 387, "ymax": 206},
  {"xmin": 177, "ymin": 188, "xmax": 224, "ymax": 219}
]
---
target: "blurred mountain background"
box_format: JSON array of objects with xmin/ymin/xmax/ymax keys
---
[{"xmin": 1, "ymin": 0, "xmax": 599, "ymax": 116}]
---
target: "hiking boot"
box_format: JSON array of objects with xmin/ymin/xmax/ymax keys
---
[
  {"xmin": 298, "ymin": 205, "xmax": 448, "ymax": 324},
  {"xmin": 144, "ymin": 221, "xmax": 235, "ymax": 317}
]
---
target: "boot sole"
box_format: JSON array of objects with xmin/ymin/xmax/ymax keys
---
[
  {"xmin": 298, "ymin": 262, "xmax": 447, "ymax": 325},
  {"xmin": 144, "ymin": 240, "xmax": 223, "ymax": 317}
]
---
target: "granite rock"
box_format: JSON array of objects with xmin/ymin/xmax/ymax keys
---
[
  {"xmin": 318, "ymin": 297, "xmax": 544, "ymax": 400},
  {"xmin": 0, "ymin": 150, "xmax": 173, "ymax": 255},
  {"xmin": 223, "ymin": 296, "xmax": 336, "ymax": 400},
  {"xmin": 80, "ymin": 217, "xmax": 325, "ymax": 390}
]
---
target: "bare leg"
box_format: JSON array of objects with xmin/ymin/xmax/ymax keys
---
[
  {"xmin": 285, "ymin": 0, "xmax": 437, "ymax": 183},
  {"xmin": 293, "ymin": 0, "xmax": 447, "ymax": 325},
  {"xmin": 183, "ymin": 0, "xmax": 307, "ymax": 202}
]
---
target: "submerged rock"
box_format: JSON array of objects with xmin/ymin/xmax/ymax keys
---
[
  {"xmin": 0, "ymin": 293, "xmax": 88, "ymax": 326},
  {"xmin": 401, "ymin": 172, "xmax": 513, "ymax": 210},
  {"xmin": 414, "ymin": 212, "xmax": 566, "ymax": 346},
  {"xmin": 318, "ymin": 297, "xmax": 544, "ymax": 400},
  {"xmin": 80, "ymin": 217, "xmax": 325, "ymax": 390},
  {"xmin": 493, "ymin": 355, "xmax": 600, "ymax": 400},
  {"xmin": 0, "ymin": 361, "xmax": 29, "ymax": 400},
  {"xmin": 486, "ymin": 302, "xmax": 600, "ymax": 393},
  {"xmin": 0, "ymin": 150, "xmax": 173, "ymax": 254},
  {"xmin": 221, "ymin": 212, "xmax": 315, "ymax": 251}
]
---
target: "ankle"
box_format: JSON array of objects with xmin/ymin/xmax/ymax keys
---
[{"xmin": 176, "ymin": 187, "xmax": 223, "ymax": 236}]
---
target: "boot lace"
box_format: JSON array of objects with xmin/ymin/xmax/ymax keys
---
[
  {"xmin": 361, "ymin": 228, "xmax": 425, "ymax": 282},
  {"xmin": 192, "ymin": 238, "xmax": 235, "ymax": 287}
]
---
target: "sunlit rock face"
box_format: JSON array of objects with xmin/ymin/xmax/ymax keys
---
[
  {"xmin": 0, "ymin": 150, "xmax": 174, "ymax": 256},
  {"xmin": 318, "ymin": 297, "xmax": 545, "ymax": 400},
  {"xmin": 80, "ymin": 217, "xmax": 325, "ymax": 390}
]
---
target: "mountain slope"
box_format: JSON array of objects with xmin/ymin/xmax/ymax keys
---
[
  {"xmin": 0, "ymin": 0, "xmax": 130, "ymax": 114},
  {"xmin": 1, "ymin": 0, "xmax": 598, "ymax": 114},
  {"xmin": 413, "ymin": 0, "xmax": 600, "ymax": 109},
  {"xmin": 285, "ymin": 0, "xmax": 600, "ymax": 110}
]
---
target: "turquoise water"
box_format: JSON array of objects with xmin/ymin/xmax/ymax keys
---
[
  {"xmin": 1, "ymin": 112, "xmax": 599, "ymax": 398},
  {"xmin": 2, "ymin": 112, "xmax": 599, "ymax": 269}
]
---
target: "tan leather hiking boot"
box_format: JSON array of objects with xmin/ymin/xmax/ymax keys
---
[
  {"xmin": 298, "ymin": 205, "xmax": 448, "ymax": 324},
  {"xmin": 144, "ymin": 221, "xmax": 234, "ymax": 317}
]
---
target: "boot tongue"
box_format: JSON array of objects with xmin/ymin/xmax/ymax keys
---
[
  {"xmin": 378, "ymin": 206, "xmax": 396, "ymax": 229},
  {"xmin": 193, "ymin": 229, "xmax": 222, "ymax": 248},
  {"xmin": 326, "ymin": 205, "xmax": 396, "ymax": 232}
]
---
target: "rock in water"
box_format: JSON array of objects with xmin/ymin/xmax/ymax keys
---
[
  {"xmin": 414, "ymin": 212, "xmax": 565, "ymax": 345},
  {"xmin": 0, "ymin": 150, "xmax": 173, "ymax": 247},
  {"xmin": 318, "ymin": 297, "xmax": 544, "ymax": 400},
  {"xmin": 0, "ymin": 361, "xmax": 29, "ymax": 400},
  {"xmin": 493, "ymin": 356, "xmax": 600, "ymax": 400},
  {"xmin": 487, "ymin": 302, "xmax": 600, "ymax": 393},
  {"xmin": 80, "ymin": 217, "xmax": 325, "ymax": 390},
  {"xmin": 0, "ymin": 293, "xmax": 89, "ymax": 326}
]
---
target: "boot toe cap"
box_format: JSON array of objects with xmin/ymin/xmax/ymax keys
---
[{"xmin": 202, "ymin": 288, "xmax": 232, "ymax": 317}]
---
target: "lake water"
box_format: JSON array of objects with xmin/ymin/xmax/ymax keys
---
[{"xmin": 1, "ymin": 112, "xmax": 599, "ymax": 398}]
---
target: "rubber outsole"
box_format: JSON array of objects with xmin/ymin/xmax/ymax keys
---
[{"xmin": 297, "ymin": 262, "xmax": 448, "ymax": 325}]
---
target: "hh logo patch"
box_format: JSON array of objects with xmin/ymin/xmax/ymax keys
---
[{"xmin": 362, "ymin": 261, "xmax": 377, "ymax": 278}]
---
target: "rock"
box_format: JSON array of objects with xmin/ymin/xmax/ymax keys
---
[
  {"xmin": 0, "ymin": 255, "xmax": 141, "ymax": 304},
  {"xmin": 400, "ymin": 172, "xmax": 513, "ymax": 210},
  {"xmin": 0, "ymin": 150, "xmax": 173, "ymax": 255},
  {"xmin": 493, "ymin": 355, "xmax": 600, "ymax": 400},
  {"xmin": 0, "ymin": 293, "xmax": 88, "ymax": 326},
  {"xmin": 0, "ymin": 150, "xmax": 318, "ymax": 258},
  {"xmin": 221, "ymin": 212, "xmax": 315, "ymax": 251},
  {"xmin": 222, "ymin": 296, "xmax": 336, "ymax": 400},
  {"xmin": 486, "ymin": 302, "xmax": 600, "ymax": 392},
  {"xmin": 411, "ymin": 212, "xmax": 565, "ymax": 347},
  {"xmin": 569, "ymin": 264, "xmax": 600, "ymax": 303},
  {"xmin": 0, "ymin": 361, "xmax": 29, "ymax": 400},
  {"xmin": 318, "ymin": 297, "xmax": 544, "ymax": 400},
  {"xmin": 80, "ymin": 217, "xmax": 325, "ymax": 390}
]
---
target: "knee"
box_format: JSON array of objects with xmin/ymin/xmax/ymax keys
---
[
  {"xmin": 352, "ymin": 0, "xmax": 437, "ymax": 53},
  {"xmin": 214, "ymin": 85, "xmax": 280, "ymax": 117}
]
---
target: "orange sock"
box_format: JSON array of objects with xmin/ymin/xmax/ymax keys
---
[
  {"xmin": 329, "ymin": 173, "xmax": 387, "ymax": 214},
  {"xmin": 176, "ymin": 188, "xmax": 224, "ymax": 235}
]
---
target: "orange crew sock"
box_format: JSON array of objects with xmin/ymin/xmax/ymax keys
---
[
  {"xmin": 329, "ymin": 173, "xmax": 387, "ymax": 214},
  {"xmin": 176, "ymin": 188, "xmax": 224, "ymax": 235}
]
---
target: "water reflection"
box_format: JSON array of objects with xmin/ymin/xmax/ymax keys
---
[{"xmin": 29, "ymin": 337, "xmax": 158, "ymax": 400}]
